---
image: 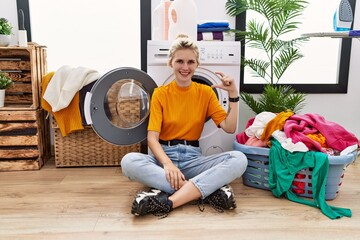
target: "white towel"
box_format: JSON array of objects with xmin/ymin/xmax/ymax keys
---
[
  {"xmin": 245, "ymin": 112, "xmax": 277, "ymax": 139},
  {"xmin": 272, "ymin": 130, "xmax": 309, "ymax": 153},
  {"xmin": 43, "ymin": 65, "xmax": 100, "ymax": 112}
]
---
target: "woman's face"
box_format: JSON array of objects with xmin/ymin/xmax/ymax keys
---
[{"xmin": 170, "ymin": 48, "xmax": 198, "ymax": 87}]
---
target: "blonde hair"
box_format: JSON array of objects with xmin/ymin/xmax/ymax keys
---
[{"xmin": 168, "ymin": 34, "xmax": 200, "ymax": 66}]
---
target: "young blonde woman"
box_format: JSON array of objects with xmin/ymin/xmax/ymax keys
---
[{"xmin": 121, "ymin": 34, "xmax": 247, "ymax": 217}]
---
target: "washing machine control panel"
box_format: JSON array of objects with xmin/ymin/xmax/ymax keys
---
[
  {"xmin": 198, "ymin": 44, "xmax": 241, "ymax": 65},
  {"xmin": 147, "ymin": 41, "xmax": 241, "ymax": 66},
  {"xmin": 200, "ymin": 48, "xmax": 224, "ymax": 60}
]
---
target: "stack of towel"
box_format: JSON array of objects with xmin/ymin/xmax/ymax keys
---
[{"xmin": 197, "ymin": 20, "xmax": 235, "ymax": 41}]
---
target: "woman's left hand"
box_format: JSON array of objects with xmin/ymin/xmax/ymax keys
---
[{"xmin": 211, "ymin": 72, "xmax": 238, "ymax": 95}]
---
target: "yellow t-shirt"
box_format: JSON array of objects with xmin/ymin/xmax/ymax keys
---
[{"xmin": 148, "ymin": 81, "xmax": 227, "ymax": 141}]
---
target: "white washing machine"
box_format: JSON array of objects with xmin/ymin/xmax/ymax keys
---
[{"xmin": 147, "ymin": 40, "xmax": 241, "ymax": 155}]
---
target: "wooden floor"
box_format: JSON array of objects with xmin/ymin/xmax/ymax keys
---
[{"xmin": 1, "ymin": 157, "xmax": 360, "ymax": 240}]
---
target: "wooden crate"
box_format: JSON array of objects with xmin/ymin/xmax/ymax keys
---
[
  {"xmin": 52, "ymin": 119, "xmax": 141, "ymax": 167},
  {"xmin": 0, "ymin": 109, "xmax": 51, "ymax": 171},
  {"xmin": 0, "ymin": 43, "xmax": 47, "ymax": 109},
  {"xmin": 0, "ymin": 43, "xmax": 49, "ymax": 171}
]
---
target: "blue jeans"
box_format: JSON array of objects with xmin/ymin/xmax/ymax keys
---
[{"xmin": 121, "ymin": 144, "xmax": 248, "ymax": 199}]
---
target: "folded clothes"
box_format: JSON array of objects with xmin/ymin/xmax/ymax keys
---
[
  {"xmin": 197, "ymin": 27, "xmax": 230, "ymax": 33},
  {"xmin": 197, "ymin": 22, "xmax": 230, "ymax": 29},
  {"xmin": 197, "ymin": 31, "xmax": 235, "ymax": 41}
]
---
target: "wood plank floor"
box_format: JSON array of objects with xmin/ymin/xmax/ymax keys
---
[{"xmin": 1, "ymin": 158, "xmax": 360, "ymax": 240}]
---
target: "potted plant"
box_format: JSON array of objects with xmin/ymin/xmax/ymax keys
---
[
  {"xmin": 0, "ymin": 18, "xmax": 13, "ymax": 47},
  {"xmin": 225, "ymin": 0, "xmax": 308, "ymax": 114},
  {"xmin": 0, "ymin": 72, "xmax": 13, "ymax": 107}
]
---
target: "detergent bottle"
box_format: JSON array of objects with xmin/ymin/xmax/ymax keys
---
[
  {"xmin": 152, "ymin": 0, "xmax": 173, "ymax": 40},
  {"xmin": 167, "ymin": 0, "xmax": 198, "ymax": 41},
  {"xmin": 163, "ymin": 0, "xmax": 173, "ymax": 40},
  {"xmin": 152, "ymin": 0, "xmax": 165, "ymax": 40}
]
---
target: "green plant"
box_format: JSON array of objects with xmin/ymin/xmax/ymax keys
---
[
  {"xmin": 0, "ymin": 72, "xmax": 13, "ymax": 89},
  {"xmin": 0, "ymin": 18, "xmax": 13, "ymax": 35},
  {"xmin": 225, "ymin": 0, "xmax": 308, "ymax": 114}
]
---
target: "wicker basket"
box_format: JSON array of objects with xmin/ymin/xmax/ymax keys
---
[
  {"xmin": 53, "ymin": 124, "xmax": 141, "ymax": 167},
  {"xmin": 233, "ymin": 140, "xmax": 357, "ymax": 200},
  {"xmin": 51, "ymin": 84, "xmax": 143, "ymax": 167}
]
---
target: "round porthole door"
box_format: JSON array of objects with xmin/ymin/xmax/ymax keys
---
[{"xmin": 84, "ymin": 67, "xmax": 158, "ymax": 145}]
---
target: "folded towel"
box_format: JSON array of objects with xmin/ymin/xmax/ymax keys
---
[
  {"xmin": 43, "ymin": 65, "xmax": 100, "ymax": 112},
  {"xmin": 198, "ymin": 22, "xmax": 230, "ymax": 29},
  {"xmin": 197, "ymin": 31, "xmax": 235, "ymax": 41},
  {"xmin": 197, "ymin": 27, "xmax": 230, "ymax": 33}
]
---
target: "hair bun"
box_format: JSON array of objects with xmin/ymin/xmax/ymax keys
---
[{"xmin": 176, "ymin": 34, "xmax": 189, "ymax": 39}]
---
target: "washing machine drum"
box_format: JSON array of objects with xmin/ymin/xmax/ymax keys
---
[{"xmin": 84, "ymin": 67, "xmax": 157, "ymax": 146}]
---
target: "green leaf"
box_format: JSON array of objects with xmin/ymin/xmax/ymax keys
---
[
  {"xmin": 0, "ymin": 72, "xmax": 13, "ymax": 89},
  {"xmin": 240, "ymin": 84, "xmax": 307, "ymax": 114},
  {"xmin": 225, "ymin": 0, "xmax": 309, "ymax": 114}
]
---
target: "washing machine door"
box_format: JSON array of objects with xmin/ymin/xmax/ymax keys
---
[{"xmin": 84, "ymin": 67, "xmax": 158, "ymax": 146}]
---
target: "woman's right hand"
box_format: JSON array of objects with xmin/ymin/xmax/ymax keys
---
[
  {"xmin": 163, "ymin": 162, "xmax": 186, "ymax": 190},
  {"xmin": 147, "ymin": 131, "xmax": 186, "ymax": 190}
]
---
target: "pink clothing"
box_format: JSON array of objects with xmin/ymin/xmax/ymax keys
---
[
  {"xmin": 245, "ymin": 136, "xmax": 268, "ymax": 147},
  {"xmin": 236, "ymin": 118, "xmax": 254, "ymax": 144},
  {"xmin": 284, "ymin": 113, "xmax": 359, "ymax": 152}
]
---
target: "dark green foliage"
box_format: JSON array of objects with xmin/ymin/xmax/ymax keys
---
[
  {"xmin": 0, "ymin": 72, "xmax": 13, "ymax": 89},
  {"xmin": 240, "ymin": 84, "xmax": 307, "ymax": 114},
  {"xmin": 0, "ymin": 18, "xmax": 13, "ymax": 35}
]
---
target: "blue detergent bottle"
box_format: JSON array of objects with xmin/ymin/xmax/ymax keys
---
[{"xmin": 333, "ymin": 0, "xmax": 353, "ymax": 31}]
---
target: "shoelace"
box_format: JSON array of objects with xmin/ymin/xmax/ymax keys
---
[
  {"xmin": 197, "ymin": 199, "xmax": 205, "ymax": 212},
  {"xmin": 148, "ymin": 197, "xmax": 172, "ymax": 219},
  {"xmin": 196, "ymin": 197, "xmax": 225, "ymax": 213}
]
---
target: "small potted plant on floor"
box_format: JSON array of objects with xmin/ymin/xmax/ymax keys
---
[
  {"xmin": 0, "ymin": 72, "xmax": 13, "ymax": 107},
  {"xmin": 0, "ymin": 18, "xmax": 13, "ymax": 47},
  {"xmin": 225, "ymin": 0, "xmax": 308, "ymax": 114}
]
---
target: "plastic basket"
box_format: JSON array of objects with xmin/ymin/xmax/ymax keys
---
[{"xmin": 233, "ymin": 140, "xmax": 357, "ymax": 200}]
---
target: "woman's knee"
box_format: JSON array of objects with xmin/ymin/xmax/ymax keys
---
[
  {"xmin": 120, "ymin": 152, "xmax": 141, "ymax": 173},
  {"xmin": 228, "ymin": 150, "xmax": 248, "ymax": 175}
]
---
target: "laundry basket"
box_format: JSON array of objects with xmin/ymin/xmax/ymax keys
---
[
  {"xmin": 52, "ymin": 119, "xmax": 141, "ymax": 167},
  {"xmin": 51, "ymin": 90, "xmax": 142, "ymax": 167},
  {"xmin": 233, "ymin": 140, "xmax": 357, "ymax": 200}
]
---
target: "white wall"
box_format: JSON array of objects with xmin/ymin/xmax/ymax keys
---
[
  {"xmin": 1, "ymin": 0, "xmax": 359, "ymax": 139},
  {"xmin": 29, "ymin": 0, "xmax": 141, "ymax": 75},
  {"xmin": 0, "ymin": 0, "xmax": 19, "ymax": 45}
]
